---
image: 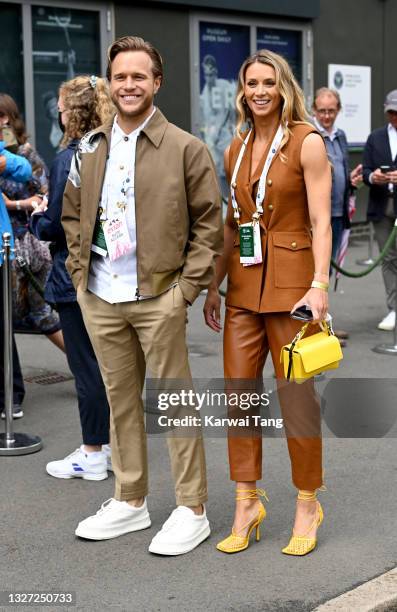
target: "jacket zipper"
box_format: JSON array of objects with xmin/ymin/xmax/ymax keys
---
[{"xmin": 134, "ymin": 134, "xmax": 141, "ymax": 303}]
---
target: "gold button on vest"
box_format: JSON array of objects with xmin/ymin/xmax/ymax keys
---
[
  {"xmin": 291, "ymin": 241, "xmax": 297, "ymax": 249},
  {"xmin": 267, "ymin": 179, "xmax": 272, "ymax": 186},
  {"xmin": 268, "ymin": 204, "xmax": 274, "ymax": 211}
]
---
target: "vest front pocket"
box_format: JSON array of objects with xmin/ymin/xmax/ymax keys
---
[{"xmin": 272, "ymin": 232, "xmax": 314, "ymax": 288}]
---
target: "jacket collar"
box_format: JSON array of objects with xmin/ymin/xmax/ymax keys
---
[
  {"xmin": 141, "ymin": 108, "xmax": 168, "ymax": 148},
  {"xmin": 89, "ymin": 116, "xmax": 114, "ymax": 145},
  {"xmin": 89, "ymin": 108, "xmax": 168, "ymax": 149}
]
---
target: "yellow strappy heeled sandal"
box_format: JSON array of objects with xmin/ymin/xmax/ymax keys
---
[
  {"xmin": 282, "ymin": 490, "xmax": 324, "ymax": 556},
  {"xmin": 216, "ymin": 488, "xmax": 269, "ymax": 554}
]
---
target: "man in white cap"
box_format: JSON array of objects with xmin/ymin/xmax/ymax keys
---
[{"xmin": 363, "ymin": 90, "xmax": 397, "ymax": 330}]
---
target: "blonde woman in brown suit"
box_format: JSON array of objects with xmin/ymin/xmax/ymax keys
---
[{"xmin": 204, "ymin": 50, "xmax": 332, "ymax": 556}]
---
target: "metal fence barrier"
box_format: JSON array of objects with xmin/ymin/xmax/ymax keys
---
[{"xmin": 0, "ymin": 232, "xmax": 42, "ymax": 455}]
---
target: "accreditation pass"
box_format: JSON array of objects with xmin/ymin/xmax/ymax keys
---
[{"xmin": 239, "ymin": 222, "xmax": 262, "ymax": 266}]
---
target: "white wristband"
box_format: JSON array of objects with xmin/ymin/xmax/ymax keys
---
[{"xmin": 15, "ymin": 200, "xmax": 21, "ymax": 211}]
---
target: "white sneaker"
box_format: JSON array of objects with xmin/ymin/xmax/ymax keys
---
[
  {"xmin": 46, "ymin": 446, "xmax": 108, "ymax": 481},
  {"xmin": 148, "ymin": 506, "xmax": 210, "ymax": 555},
  {"xmin": 75, "ymin": 498, "xmax": 151, "ymax": 540},
  {"xmin": 1, "ymin": 405, "xmax": 24, "ymax": 419},
  {"xmin": 378, "ymin": 311, "xmax": 396, "ymax": 330},
  {"xmin": 102, "ymin": 444, "xmax": 113, "ymax": 472}
]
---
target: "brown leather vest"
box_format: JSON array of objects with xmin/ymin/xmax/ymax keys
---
[{"xmin": 225, "ymin": 123, "xmax": 318, "ymax": 313}]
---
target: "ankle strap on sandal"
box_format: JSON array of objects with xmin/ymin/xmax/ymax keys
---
[
  {"xmin": 297, "ymin": 490, "xmax": 317, "ymax": 502},
  {"xmin": 236, "ymin": 488, "xmax": 269, "ymax": 502}
]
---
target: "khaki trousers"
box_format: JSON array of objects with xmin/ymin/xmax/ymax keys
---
[
  {"xmin": 224, "ymin": 307, "xmax": 323, "ymax": 491},
  {"xmin": 77, "ymin": 284, "xmax": 207, "ymax": 506}
]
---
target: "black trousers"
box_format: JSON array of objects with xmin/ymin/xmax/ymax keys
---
[
  {"xmin": 57, "ymin": 301, "xmax": 110, "ymax": 445},
  {"xmin": 0, "ymin": 265, "xmax": 25, "ymax": 408}
]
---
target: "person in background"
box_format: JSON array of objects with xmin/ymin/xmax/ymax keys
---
[
  {"xmin": 30, "ymin": 75, "xmax": 114, "ymax": 480},
  {"xmin": 0, "ymin": 128, "xmax": 32, "ymax": 419},
  {"xmin": 363, "ymin": 90, "xmax": 397, "ymax": 331},
  {"xmin": 312, "ymin": 87, "xmax": 362, "ymax": 345},
  {"xmin": 0, "ymin": 93, "xmax": 65, "ymax": 353}
]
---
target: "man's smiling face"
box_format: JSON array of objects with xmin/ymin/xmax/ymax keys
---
[{"xmin": 110, "ymin": 50, "xmax": 161, "ymax": 122}]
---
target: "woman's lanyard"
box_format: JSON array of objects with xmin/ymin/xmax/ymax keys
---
[{"xmin": 230, "ymin": 124, "xmax": 284, "ymax": 225}]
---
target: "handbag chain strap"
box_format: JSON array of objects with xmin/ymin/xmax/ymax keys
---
[{"xmin": 286, "ymin": 320, "xmax": 334, "ymax": 381}]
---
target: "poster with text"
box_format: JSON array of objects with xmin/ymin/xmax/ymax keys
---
[
  {"xmin": 199, "ymin": 21, "xmax": 250, "ymax": 196},
  {"xmin": 32, "ymin": 5, "xmax": 101, "ymax": 165},
  {"xmin": 328, "ymin": 64, "xmax": 371, "ymax": 147},
  {"xmin": 257, "ymin": 28, "xmax": 302, "ymax": 85}
]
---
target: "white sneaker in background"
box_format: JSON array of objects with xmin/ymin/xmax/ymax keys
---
[
  {"xmin": 148, "ymin": 505, "xmax": 210, "ymax": 555},
  {"xmin": 75, "ymin": 498, "xmax": 151, "ymax": 540},
  {"xmin": 378, "ymin": 310, "xmax": 396, "ymax": 331},
  {"xmin": 102, "ymin": 444, "xmax": 113, "ymax": 472},
  {"xmin": 1, "ymin": 405, "xmax": 24, "ymax": 419},
  {"xmin": 46, "ymin": 446, "xmax": 108, "ymax": 481}
]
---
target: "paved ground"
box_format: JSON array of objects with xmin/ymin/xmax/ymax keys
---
[{"xmin": 1, "ymin": 239, "xmax": 396, "ymax": 612}]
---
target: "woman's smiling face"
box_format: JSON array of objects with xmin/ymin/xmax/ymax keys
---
[{"xmin": 244, "ymin": 62, "xmax": 282, "ymax": 121}]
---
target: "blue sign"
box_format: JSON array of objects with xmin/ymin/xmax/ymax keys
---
[
  {"xmin": 199, "ymin": 21, "xmax": 250, "ymax": 195},
  {"xmin": 257, "ymin": 28, "xmax": 302, "ymax": 84}
]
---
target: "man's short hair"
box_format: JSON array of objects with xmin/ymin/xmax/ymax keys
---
[
  {"xmin": 313, "ymin": 87, "xmax": 341, "ymax": 110},
  {"xmin": 106, "ymin": 36, "xmax": 163, "ymax": 83}
]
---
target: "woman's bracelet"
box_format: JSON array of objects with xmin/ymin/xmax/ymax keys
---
[
  {"xmin": 15, "ymin": 200, "xmax": 21, "ymax": 211},
  {"xmin": 311, "ymin": 280, "xmax": 329, "ymax": 291}
]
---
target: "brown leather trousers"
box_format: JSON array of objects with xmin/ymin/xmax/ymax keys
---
[{"xmin": 224, "ymin": 306, "xmax": 323, "ymax": 491}]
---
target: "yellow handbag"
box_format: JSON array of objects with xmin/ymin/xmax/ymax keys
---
[{"xmin": 280, "ymin": 320, "xmax": 343, "ymax": 383}]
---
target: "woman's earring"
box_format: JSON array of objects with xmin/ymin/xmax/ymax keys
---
[{"xmin": 242, "ymin": 96, "xmax": 247, "ymax": 105}]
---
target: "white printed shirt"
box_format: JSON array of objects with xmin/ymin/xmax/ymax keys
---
[{"xmin": 88, "ymin": 109, "xmax": 156, "ymax": 303}]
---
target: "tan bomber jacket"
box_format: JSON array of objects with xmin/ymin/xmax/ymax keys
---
[{"xmin": 61, "ymin": 109, "xmax": 223, "ymax": 304}]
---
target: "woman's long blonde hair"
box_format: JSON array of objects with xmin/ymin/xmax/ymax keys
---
[
  {"xmin": 236, "ymin": 49, "xmax": 311, "ymax": 158},
  {"xmin": 60, "ymin": 75, "xmax": 114, "ymax": 146}
]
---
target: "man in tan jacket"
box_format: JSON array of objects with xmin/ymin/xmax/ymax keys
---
[{"xmin": 62, "ymin": 36, "xmax": 222, "ymax": 555}]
